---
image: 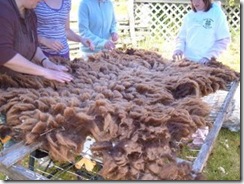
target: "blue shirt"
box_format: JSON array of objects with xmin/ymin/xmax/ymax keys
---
[{"xmin": 78, "ymin": 0, "xmax": 117, "ymax": 54}]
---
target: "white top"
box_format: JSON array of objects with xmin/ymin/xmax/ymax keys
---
[{"xmin": 174, "ymin": 3, "xmax": 231, "ymax": 62}]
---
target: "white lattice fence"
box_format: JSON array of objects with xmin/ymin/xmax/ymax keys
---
[
  {"xmin": 222, "ymin": 4, "xmax": 240, "ymax": 30},
  {"xmin": 134, "ymin": 1, "xmax": 240, "ymax": 42}
]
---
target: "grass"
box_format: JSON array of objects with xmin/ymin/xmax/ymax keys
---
[
  {"xmin": 179, "ymin": 129, "xmax": 241, "ymax": 180},
  {"xmin": 203, "ymin": 129, "xmax": 240, "ymax": 180}
]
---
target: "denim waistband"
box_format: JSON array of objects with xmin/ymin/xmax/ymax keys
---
[{"xmin": 43, "ymin": 51, "xmax": 70, "ymax": 60}]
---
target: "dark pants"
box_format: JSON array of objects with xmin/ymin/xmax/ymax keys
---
[{"xmin": 43, "ymin": 51, "xmax": 70, "ymax": 60}]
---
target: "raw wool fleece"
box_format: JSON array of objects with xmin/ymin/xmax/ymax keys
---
[{"xmin": 0, "ymin": 49, "xmax": 240, "ymax": 180}]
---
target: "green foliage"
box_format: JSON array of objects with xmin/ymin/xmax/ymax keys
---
[{"xmin": 225, "ymin": 0, "xmax": 237, "ymax": 6}]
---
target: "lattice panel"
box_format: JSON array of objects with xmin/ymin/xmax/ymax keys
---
[
  {"xmin": 134, "ymin": 2, "xmax": 240, "ymax": 42},
  {"xmin": 222, "ymin": 4, "xmax": 240, "ymax": 32},
  {"xmin": 134, "ymin": 2, "xmax": 191, "ymax": 41}
]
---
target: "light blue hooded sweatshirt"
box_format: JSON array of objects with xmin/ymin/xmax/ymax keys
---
[{"xmin": 78, "ymin": 0, "xmax": 117, "ymax": 55}]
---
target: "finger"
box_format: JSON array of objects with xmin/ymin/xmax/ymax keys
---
[
  {"xmin": 178, "ymin": 54, "xmax": 183, "ymax": 60},
  {"xmin": 111, "ymin": 44, "xmax": 115, "ymax": 50},
  {"xmin": 59, "ymin": 73, "xmax": 73, "ymax": 82},
  {"xmin": 176, "ymin": 54, "xmax": 180, "ymax": 61},
  {"xmin": 58, "ymin": 65, "xmax": 69, "ymax": 72},
  {"xmin": 56, "ymin": 42, "xmax": 64, "ymax": 50},
  {"xmin": 173, "ymin": 54, "xmax": 178, "ymax": 61},
  {"xmin": 86, "ymin": 40, "xmax": 92, "ymax": 46},
  {"xmin": 51, "ymin": 44, "xmax": 60, "ymax": 52},
  {"xmin": 91, "ymin": 44, "xmax": 95, "ymax": 50},
  {"xmin": 57, "ymin": 45, "xmax": 64, "ymax": 51},
  {"xmin": 53, "ymin": 44, "xmax": 62, "ymax": 52},
  {"xmin": 111, "ymin": 43, "xmax": 115, "ymax": 49},
  {"xmin": 90, "ymin": 45, "xmax": 95, "ymax": 51}
]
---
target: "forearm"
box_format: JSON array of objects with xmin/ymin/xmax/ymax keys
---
[
  {"xmin": 65, "ymin": 14, "xmax": 81, "ymax": 43},
  {"xmin": 66, "ymin": 29, "xmax": 82, "ymax": 43},
  {"xmin": 32, "ymin": 47, "xmax": 48, "ymax": 65},
  {"xmin": 38, "ymin": 35, "xmax": 46, "ymax": 46},
  {"xmin": 79, "ymin": 27, "xmax": 107, "ymax": 48},
  {"xmin": 3, "ymin": 53, "xmax": 46, "ymax": 77},
  {"xmin": 174, "ymin": 17, "xmax": 187, "ymax": 53}
]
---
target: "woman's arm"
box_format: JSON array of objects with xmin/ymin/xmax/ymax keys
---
[
  {"xmin": 65, "ymin": 14, "xmax": 82, "ymax": 43},
  {"xmin": 33, "ymin": 47, "xmax": 69, "ymax": 72},
  {"xmin": 174, "ymin": 17, "xmax": 187, "ymax": 54},
  {"xmin": 65, "ymin": 15, "xmax": 94, "ymax": 50},
  {"xmin": 3, "ymin": 53, "xmax": 47, "ymax": 76},
  {"xmin": 3, "ymin": 51, "xmax": 73, "ymax": 83}
]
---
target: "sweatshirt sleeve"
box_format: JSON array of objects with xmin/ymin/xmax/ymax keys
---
[
  {"xmin": 204, "ymin": 37, "xmax": 231, "ymax": 60},
  {"xmin": 0, "ymin": 16, "xmax": 17, "ymax": 65},
  {"xmin": 174, "ymin": 15, "xmax": 187, "ymax": 53},
  {"xmin": 78, "ymin": 2, "xmax": 107, "ymax": 48}
]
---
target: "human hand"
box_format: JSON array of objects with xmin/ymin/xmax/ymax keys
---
[
  {"xmin": 41, "ymin": 37, "xmax": 64, "ymax": 52},
  {"xmin": 199, "ymin": 57, "xmax": 210, "ymax": 64},
  {"xmin": 104, "ymin": 40, "xmax": 115, "ymax": 50},
  {"xmin": 172, "ymin": 50, "xmax": 183, "ymax": 61},
  {"xmin": 81, "ymin": 37, "xmax": 95, "ymax": 51},
  {"xmin": 43, "ymin": 69, "xmax": 73, "ymax": 83},
  {"xmin": 111, "ymin": 32, "xmax": 119, "ymax": 42}
]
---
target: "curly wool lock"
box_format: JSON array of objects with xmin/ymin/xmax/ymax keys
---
[{"xmin": 0, "ymin": 49, "xmax": 240, "ymax": 180}]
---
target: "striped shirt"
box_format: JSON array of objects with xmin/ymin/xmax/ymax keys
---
[{"xmin": 35, "ymin": 0, "xmax": 71, "ymax": 58}]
